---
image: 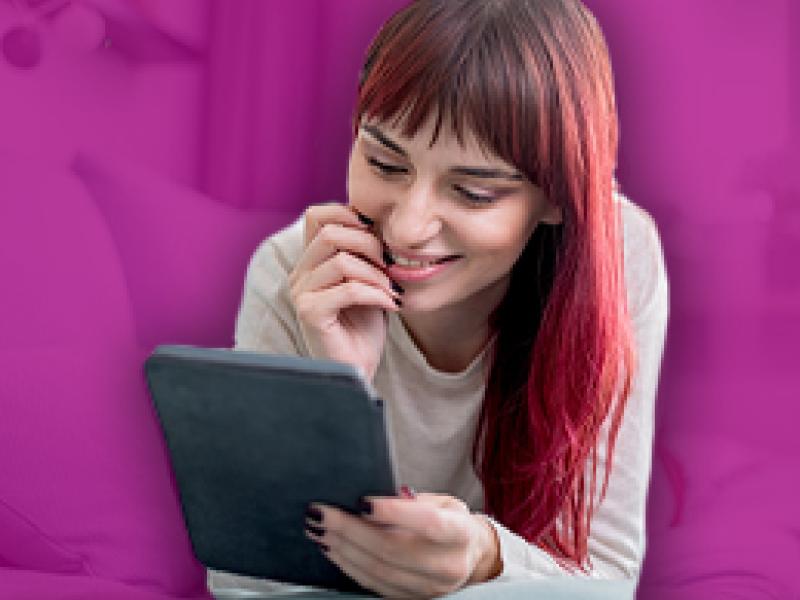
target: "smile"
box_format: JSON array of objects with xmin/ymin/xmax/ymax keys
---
[
  {"xmin": 391, "ymin": 254, "xmax": 452, "ymax": 268},
  {"xmin": 385, "ymin": 255, "xmax": 462, "ymax": 282}
]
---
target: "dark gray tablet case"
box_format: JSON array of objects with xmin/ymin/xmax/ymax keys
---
[{"xmin": 143, "ymin": 344, "xmax": 398, "ymax": 594}]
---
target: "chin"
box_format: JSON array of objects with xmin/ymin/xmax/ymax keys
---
[
  {"xmin": 394, "ymin": 292, "xmax": 433, "ymax": 314},
  {"xmin": 398, "ymin": 287, "xmax": 467, "ymax": 314}
]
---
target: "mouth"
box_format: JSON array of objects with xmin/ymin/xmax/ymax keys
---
[
  {"xmin": 383, "ymin": 250, "xmax": 462, "ymax": 268},
  {"xmin": 383, "ymin": 250, "xmax": 463, "ymax": 284}
]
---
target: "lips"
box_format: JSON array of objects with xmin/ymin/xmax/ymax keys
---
[
  {"xmin": 383, "ymin": 249, "xmax": 461, "ymax": 267},
  {"xmin": 385, "ymin": 255, "xmax": 462, "ymax": 283},
  {"xmin": 430, "ymin": 255, "xmax": 460, "ymax": 265}
]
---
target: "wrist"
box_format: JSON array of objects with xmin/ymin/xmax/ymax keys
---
[{"xmin": 468, "ymin": 514, "xmax": 503, "ymax": 584}]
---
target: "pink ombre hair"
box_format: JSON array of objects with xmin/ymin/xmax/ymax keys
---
[{"xmin": 353, "ymin": 0, "xmax": 635, "ymax": 570}]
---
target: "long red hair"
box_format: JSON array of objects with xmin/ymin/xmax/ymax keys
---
[{"xmin": 352, "ymin": 0, "xmax": 635, "ymax": 570}]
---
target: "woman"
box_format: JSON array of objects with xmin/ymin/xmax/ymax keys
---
[{"xmin": 218, "ymin": 0, "xmax": 669, "ymax": 597}]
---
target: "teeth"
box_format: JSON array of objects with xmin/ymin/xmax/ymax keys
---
[{"xmin": 393, "ymin": 255, "xmax": 434, "ymax": 268}]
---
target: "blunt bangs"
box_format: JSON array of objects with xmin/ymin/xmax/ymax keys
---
[{"xmin": 354, "ymin": 0, "xmax": 553, "ymax": 186}]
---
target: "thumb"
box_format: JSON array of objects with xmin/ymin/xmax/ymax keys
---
[{"xmin": 414, "ymin": 492, "xmax": 469, "ymax": 512}]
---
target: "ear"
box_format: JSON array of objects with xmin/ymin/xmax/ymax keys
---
[{"xmin": 540, "ymin": 201, "xmax": 563, "ymax": 226}]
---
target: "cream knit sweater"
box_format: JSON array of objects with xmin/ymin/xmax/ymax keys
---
[{"xmin": 209, "ymin": 193, "xmax": 669, "ymax": 595}]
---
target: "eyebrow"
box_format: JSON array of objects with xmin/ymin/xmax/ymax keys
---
[{"xmin": 360, "ymin": 124, "xmax": 525, "ymax": 181}]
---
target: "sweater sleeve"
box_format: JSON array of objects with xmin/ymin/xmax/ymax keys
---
[
  {"xmin": 481, "ymin": 204, "xmax": 670, "ymax": 583},
  {"xmin": 233, "ymin": 220, "xmax": 307, "ymax": 356}
]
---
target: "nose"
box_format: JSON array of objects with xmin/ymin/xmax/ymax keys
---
[{"xmin": 380, "ymin": 182, "xmax": 442, "ymax": 249}]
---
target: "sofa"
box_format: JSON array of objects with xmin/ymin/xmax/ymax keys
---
[
  {"xmin": 2, "ymin": 148, "xmax": 796, "ymax": 599},
  {"xmin": 0, "ymin": 147, "xmax": 293, "ymax": 599}
]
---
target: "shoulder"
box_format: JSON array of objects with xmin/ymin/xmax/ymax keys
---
[
  {"xmin": 248, "ymin": 214, "xmax": 305, "ymax": 285},
  {"xmin": 241, "ymin": 213, "xmax": 306, "ymax": 319},
  {"xmin": 615, "ymin": 192, "xmax": 669, "ymax": 324},
  {"xmin": 235, "ymin": 214, "xmax": 307, "ymax": 353},
  {"xmin": 241, "ymin": 213, "xmax": 306, "ymax": 313}
]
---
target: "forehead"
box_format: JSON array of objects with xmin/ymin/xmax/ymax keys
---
[{"xmin": 360, "ymin": 112, "xmax": 501, "ymax": 164}]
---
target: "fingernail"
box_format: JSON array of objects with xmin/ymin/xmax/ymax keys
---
[
  {"xmin": 355, "ymin": 211, "xmax": 374, "ymax": 226},
  {"xmin": 393, "ymin": 296, "xmax": 402, "ymax": 307},
  {"xmin": 383, "ymin": 249, "xmax": 395, "ymax": 266},
  {"xmin": 305, "ymin": 506, "xmax": 323, "ymax": 524},
  {"xmin": 319, "ymin": 542, "xmax": 330, "ymax": 552},
  {"xmin": 400, "ymin": 485, "xmax": 417, "ymax": 499},
  {"xmin": 305, "ymin": 523, "xmax": 325, "ymax": 537},
  {"xmin": 391, "ymin": 280, "xmax": 405, "ymax": 295},
  {"xmin": 357, "ymin": 498, "xmax": 373, "ymax": 515}
]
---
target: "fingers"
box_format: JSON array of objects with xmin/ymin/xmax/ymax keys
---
[
  {"xmin": 290, "ymin": 219, "xmax": 399, "ymax": 321},
  {"xmin": 300, "ymin": 203, "xmax": 383, "ymax": 276},
  {"xmin": 303, "ymin": 203, "xmax": 371, "ymax": 247},
  {"xmin": 308, "ymin": 507, "xmax": 420, "ymax": 574},
  {"xmin": 414, "ymin": 493, "xmax": 469, "ymax": 511},
  {"xmin": 307, "ymin": 522, "xmax": 419, "ymax": 595},
  {"xmin": 296, "ymin": 222, "xmax": 386, "ymax": 277},
  {"xmin": 360, "ymin": 497, "xmax": 473, "ymax": 545},
  {"xmin": 317, "ymin": 543, "xmax": 416, "ymax": 599},
  {"xmin": 306, "ymin": 507, "xmax": 465, "ymax": 595},
  {"xmin": 301, "ymin": 250, "xmax": 397, "ymax": 301},
  {"xmin": 320, "ymin": 536, "xmax": 454, "ymax": 599},
  {"xmin": 295, "ymin": 281, "xmax": 400, "ymax": 325}
]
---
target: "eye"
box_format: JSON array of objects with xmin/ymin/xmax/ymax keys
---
[
  {"xmin": 367, "ymin": 157, "xmax": 407, "ymax": 175},
  {"xmin": 452, "ymin": 184, "xmax": 497, "ymax": 205}
]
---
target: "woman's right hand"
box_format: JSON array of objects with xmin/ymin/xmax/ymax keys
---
[{"xmin": 287, "ymin": 203, "xmax": 401, "ymax": 383}]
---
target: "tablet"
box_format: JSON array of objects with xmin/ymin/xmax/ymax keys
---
[{"xmin": 143, "ymin": 344, "xmax": 398, "ymax": 594}]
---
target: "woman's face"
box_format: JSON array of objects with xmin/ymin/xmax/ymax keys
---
[{"xmin": 347, "ymin": 112, "xmax": 562, "ymax": 315}]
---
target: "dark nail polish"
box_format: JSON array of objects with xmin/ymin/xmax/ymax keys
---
[
  {"xmin": 393, "ymin": 296, "xmax": 402, "ymax": 307},
  {"xmin": 383, "ymin": 249, "xmax": 395, "ymax": 266},
  {"xmin": 391, "ymin": 280, "xmax": 405, "ymax": 295},
  {"xmin": 357, "ymin": 498, "xmax": 373, "ymax": 515},
  {"xmin": 305, "ymin": 523, "xmax": 325, "ymax": 537},
  {"xmin": 400, "ymin": 485, "xmax": 417, "ymax": 499},
  {"xmin": 305, "ymin": 506, "xmax": 323, "ymax": 523},
  {"xmin": 356, "ymin": 211, "xmax": 374, "ymax": 227},
  {"xmin": 319, "ymin": 542, "xmax": 330, "ymax": 552}
]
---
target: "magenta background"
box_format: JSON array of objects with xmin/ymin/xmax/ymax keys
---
[{"xmin": 1, "ymin": 1, "xmax": 798, "ymax": 598}]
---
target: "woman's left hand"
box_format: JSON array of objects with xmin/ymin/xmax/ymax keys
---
[{"xmin": 304, "ymin": 493, "xmax": 502, "ymax": 598}]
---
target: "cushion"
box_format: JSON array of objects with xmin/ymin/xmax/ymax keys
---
[
  {"xmin": 0, "ymin": 149, "xmax": 135, "ymax": 349},
  {"xmin": 640, "ymin": 432, "xmax": 799, "ymax": 598},
  {"xmin": 0, "ymin": 567, "xmax": 198, "ymax": 600},
  {"xmin": 0, "ymin": 341, "xmax": 209, "ymax": 598},
  {"xmin": 71, "ymin": 150, "xmax": 298, "ymax": 350},
  {"xmin": 0, "ymin": 497, "xmax": 85, "ymax": 574},
  {"xmin": 0, "ymin": 151, "xmax": 209, "ymax": 597}
]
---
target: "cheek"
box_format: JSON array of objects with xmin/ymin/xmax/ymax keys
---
[
  {"xmin": 461, "ymin": 212, "xmax": 534, "ymax": 261},
  {"xmin": 346, "ymin": 161, "xmax": 382, "ymax": 209},
  {"xmin": 345, "ymin": 159, "xmax": 360, "ymax": 201}
]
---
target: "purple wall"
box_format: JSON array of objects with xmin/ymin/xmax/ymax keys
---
[{"xmin": 2, "ymin": 1, "xmax": 798, "ymax": 597}]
